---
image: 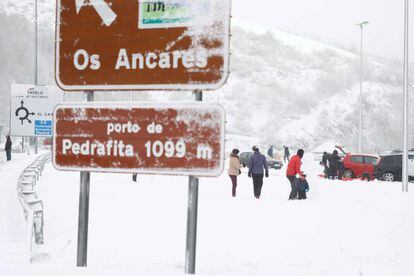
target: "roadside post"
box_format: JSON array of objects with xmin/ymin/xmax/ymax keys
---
[
  {"xmin": 185, "ymin": 90, "xmax": 203, "ymax": 274},
  {"xmin": 34, "ymin": 0, "xmax": 38, "ymax": 154},
  {"xmin": 55, "ymin": 0, "xmax": 231, "ymax": 272},
  {"xmin": 77, "ymin": 91, "xmax": 93, "ymax": 267},
  {"xmin": 403, "ymin": 0, "xmax": 409, "ymax": 192}
]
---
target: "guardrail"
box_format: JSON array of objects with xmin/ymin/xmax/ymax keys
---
[{"xmin": 17, "ymin": 152, "xmax": 51, "ymax": 258}]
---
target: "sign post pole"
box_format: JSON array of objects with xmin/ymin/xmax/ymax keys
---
[
  {"xmin": 185, "ymin": 90, "xmax": 202, "ymax": 275},
  {"xmin": 77, "ymin": 91, "xmax": 93, "ymax": 267},
  {"xmin": 34, "ymin": 0, "xmax": 38, "ymax": 155},
  {"xmin": 403, "ymin": 0, "xmax": 409, "ymax": 192}
]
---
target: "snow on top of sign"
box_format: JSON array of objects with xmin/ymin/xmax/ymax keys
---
[
  {"xmin": 164, "ymin": 0, "xmax": 230, "ymax": 61},
  {"xmin": 175, "ymin": 108, "xmax": 222, "ymax": 128},
  {"xmin": 187, "ymin": 0, "xmax": 230, "ymax": 55}
]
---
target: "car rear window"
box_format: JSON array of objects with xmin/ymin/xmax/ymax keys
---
[
  {"xmin": 381, "ymin": 156, "xmax": 393, "ymax": 164},
  {"xmin": 394, "ymin": 155, "xmax": 402, "ymax": 164},
  {"xmin": 350, "ymin": 156, "xmax": 363, "ymax": 163},
  {"xmin": 364, "ymin": 156, "xmax": 378, "ymax": 165}
]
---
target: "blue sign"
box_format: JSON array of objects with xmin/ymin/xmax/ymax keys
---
[{"xmin": 35, "ymin": 120, "xmax": 52, "ymax": 136}]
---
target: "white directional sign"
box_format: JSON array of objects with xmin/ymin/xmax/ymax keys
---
[
  {"xmin": 75, "ymin": 0, "xmax": 117, "ymax": 27},
  {"xmin": 10, "ymin": 84, "xmax": 64, "ymax": 137}
]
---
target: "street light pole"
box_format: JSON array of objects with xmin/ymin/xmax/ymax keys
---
[
  {"xmin": 34, "ymin": 0, "xmax": 39, "ymax": 155},
  {"xmin": 356, "ymin": 21, "xmax": 369, "ymax": 154},
  {"xmin": 403, "ymin": 0, "xmax": 409, "ymax": 192}
]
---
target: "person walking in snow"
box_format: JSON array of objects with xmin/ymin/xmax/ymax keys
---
[
  {"xmin": 267, "ymin": 145, "xmax": 274, "ymax": 158},
  {"xmin": 321, "ymin": 151, "xmax": 329, "ymax": 178},
  {"xmin": 328, "ymin": 150, "xmax": 340, "ymax": 179},
  {"xmin": 248, "ymin": 146, "xmax": 269, "ymax": 199},
  {"xmin": 286, "ymin": 149, "xmax": 305, "ymax": 200},
  {"xmin": 284, "ymin": 146, "xmax": 290, "ymax": 162},
  {"xmin": 228, "ymin": 148, "xmax": 242, "ymax": 197},
  {"xmin": 5, "ymin": 135, "xmax": 12, "ymax": 161}
]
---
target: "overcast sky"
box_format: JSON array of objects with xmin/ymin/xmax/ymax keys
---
[{"xmin": 233, "ymin": 0, "xmax": 407, "ymax": 60}]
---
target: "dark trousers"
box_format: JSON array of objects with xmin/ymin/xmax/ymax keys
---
[
  {"xmin": 132, "ymin": 174, "xmax": 137, "ymax": 182},
  {"xmin": 323, "ymin": 165, "xmax": 329, "ymax": 178},
  {"xmin": 287, "ymin": 175, "xmax": 298, "ymax": 200},
  {"xmin": 284, "ymin": 155, "xmax": 290, "ymax": 162},
  {"xmin": 329, "ymin": 167, "xmax": 338, "ymax": 179},
  {"xmin": 6, "ymin": 149, "xmax": 11, "ymax": 161},
  {"xmin": 298, "ymin": 190, "xmax": 307, "ymax": 200},
  {"xmin": 229, "ymin": 175, "xmax": 237, "ymax": 197},
  {"xmin": 252, "ymin": 174, "xmax": 264, "ymax": 198}
]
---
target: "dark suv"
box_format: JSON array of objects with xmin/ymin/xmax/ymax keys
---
[
  {"xmin": 374, "ymin": 151, "xmax": 414, "ymax": 182},
  {"xmin": 239, "ymin": 152, "xmax": 283, "ymax": 170}
]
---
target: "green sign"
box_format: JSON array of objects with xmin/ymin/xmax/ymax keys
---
[{"xmin": 139, "ymin": 1, "xmax": 210, "ymax": 29}]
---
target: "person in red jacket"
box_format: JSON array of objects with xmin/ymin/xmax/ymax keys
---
[{"xmin": 286, "ymin": 149, "xmax": 305, "ymax": 200}]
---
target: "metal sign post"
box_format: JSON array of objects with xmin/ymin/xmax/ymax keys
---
[
  {"xmin": 76, "ymin": 91, "xmax": 93, "ymax": 267},
  {"xmin": 185, "ymin": 90, "xmax": 202, "ymax": 274},
  {"xmin": 34, "ymin": 0, "xmax": 38, "ymax": 155},
  {"xmin": 403, "ymin": 0, "xmax": 409, "ymax": 192}
]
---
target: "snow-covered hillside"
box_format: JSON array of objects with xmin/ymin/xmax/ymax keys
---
[
  {"xmin": 220, "ymin": 20, "xmax": 408, "ymax": 153},
  {"xmin": 0, "ymin": 1, "xmax": 411, "ymax": 153}
]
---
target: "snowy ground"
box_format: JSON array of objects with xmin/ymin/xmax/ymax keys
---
[{"xmin": 1, "ymin": 152, "xmax": 414, "ymax": 276}]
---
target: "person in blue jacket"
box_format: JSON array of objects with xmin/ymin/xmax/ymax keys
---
[
  {"xmin": 267, "ymin": 146, "xmax": 274, "ymax": 158},
  {"xmin": 248, "ymin": 146, "xmax": 269, "ymax": 198}
]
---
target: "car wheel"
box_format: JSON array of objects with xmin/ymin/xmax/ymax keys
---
[
  {"xmin": 343, "ymin": 170, "xmax": 353, "ymax": 178},
  {"xmin": 382, "ymin": 172, "xmax": 395, "ymax": 182}
]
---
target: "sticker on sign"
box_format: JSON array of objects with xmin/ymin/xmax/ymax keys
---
[
  {"xmin": 53, "ymin": 103, "xmax": 225, "ymax": 176},
  {"xmin": 138, "ymin": 0, "xmax": 213, "ymax": 29}
]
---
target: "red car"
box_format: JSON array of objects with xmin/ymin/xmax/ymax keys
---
[{"xmin": 342, "ymin": 154, "xmax": 379, "ymax": 179}]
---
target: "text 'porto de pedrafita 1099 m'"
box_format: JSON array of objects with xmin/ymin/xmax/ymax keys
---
[{"xmin": 53, "ymin": 103, "xmax": 225, "ymax": 177}]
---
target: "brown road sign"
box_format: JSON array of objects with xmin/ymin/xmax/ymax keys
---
[
  {"xmin": 55, "ymin": 0, "xmax": 231, "ymax": 91},
  {"xmin": 53, "ymin": 103, "xmax": 225, "ymax": 176}
]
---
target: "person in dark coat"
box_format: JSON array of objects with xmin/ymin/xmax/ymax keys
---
[
  {"xmin": 322, "ymin": 151, "xmax": 329, "ymax": 178},
  {"xmin": 267, "ymin": 146, "xmax": 274, "ymax": 158},
  {"xmin": 5, "ymin": 135, "xmax": 12, "ymax": 161},
  {"xmin": 337, "ymin": 159, "xmax": 345, "ymax": 180},
  {"xmin": 286, "ymin": 149, "xmax": 305, "ymax": 200},
  {"xmin": 248, "ymin": 146, "xmax": 269, "ymax": 199},
  {"xmin": 283, "ymin": 146, "xmax": 290, "ymax": 162},
  {"xmin": 328, "ymin": 150, "xmax": 340, "ymax": 179}
]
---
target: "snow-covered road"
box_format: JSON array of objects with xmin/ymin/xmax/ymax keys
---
[{"xmin": 1, "ymin": 153, "xmax": 414, "ymax": 275}]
